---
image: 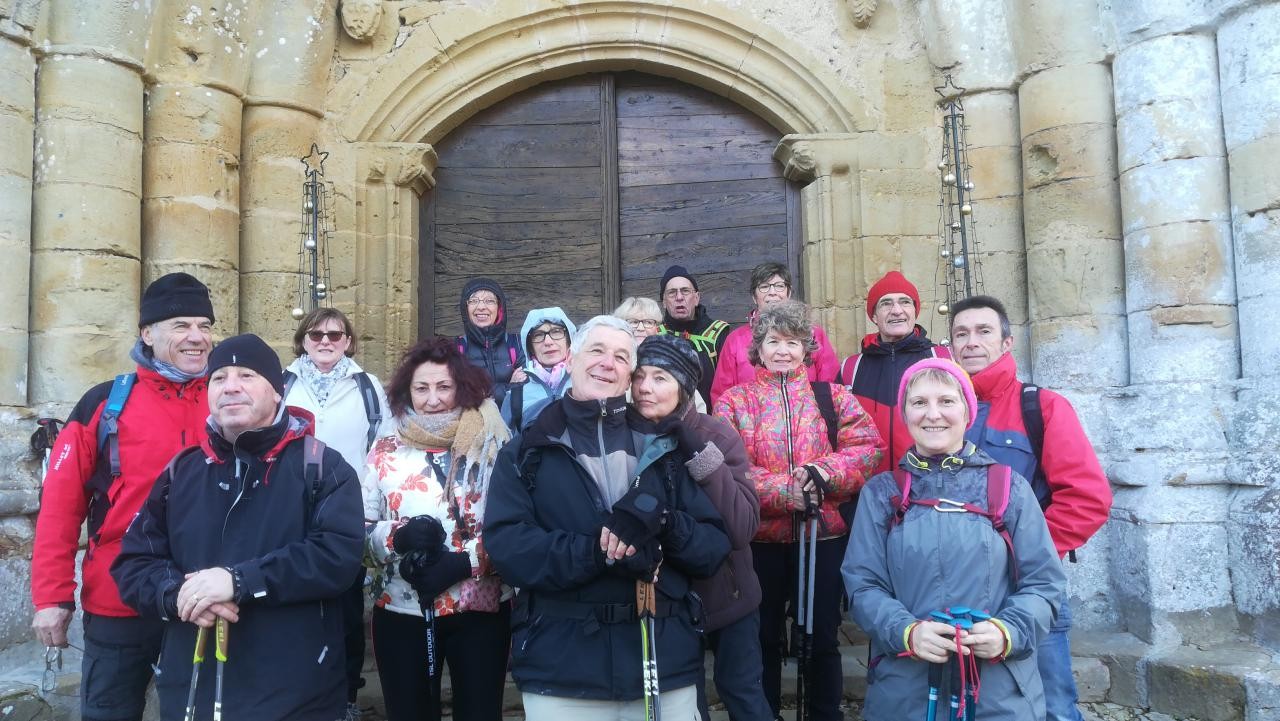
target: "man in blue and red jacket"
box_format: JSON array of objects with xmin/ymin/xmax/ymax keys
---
[
  {"xmin": 837, "ymin": 270, "xmax": 949, "ymax": 474},
  {"xmin": 31, "ymin": 272, "xmax": 215, "ymax": 721},
  {"xmin": 950, "ymin": 294, "xmax": 1112, "ymax": 721}
]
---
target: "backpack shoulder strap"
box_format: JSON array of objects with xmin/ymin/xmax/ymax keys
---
[
  {"xmin": 888, "ymin": 469, "xmax": 912, "ymax": 528},
  {"xmin": 810, "ymin": 381, "xmax": 839, "ymax": 451},
  {"xmin": 353, "ymin": 372, "xmax": 383, "ymax": 451},
  {"xmin": 1020, "ymin": 384, "xmax": 1045, "ymax": 485},
  {"xmin": 510, "ymin": 383, "xmax": 525, "ymax": 431},
  {"xmin": 303, "ymin": 435, "xmax": 326, "ymax": 527},
  {"xmin": 507, "ymin": 333, "xmax": 521, "ymax": 366},
  {"xmin": 282, "ymin": 369, "xmax": 297, "ymax": 395},
  {"xmin": 96, "ymin": 373, "xmax": 137, "ymax": 478},
  {"xmin": 839, "ymin": 354, "xmax": 863, "ymax": 388},
  {"xmin": 519, "ymin": 446, "xmax": 542, "ymax": 491},
  {"xmin": 985, "ymin": 463, "xmax": 1018, "ymax": 585}
]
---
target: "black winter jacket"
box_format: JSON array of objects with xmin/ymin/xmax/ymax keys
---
[
  {"xmin": 112, "ymin": 407, "xmax": 364, "ymax": 721},
  {"xmin": 484, "ymin": 397, "xmax": 731, "ymax": 700},
  {"xmin": 457, "ymin": 277, "xmax": 526, "ymax": 405}
]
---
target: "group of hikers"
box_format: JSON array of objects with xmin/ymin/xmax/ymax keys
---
[{"xmin": 29, "ymin": 262, "xmax": 1112, "ymax": 721}]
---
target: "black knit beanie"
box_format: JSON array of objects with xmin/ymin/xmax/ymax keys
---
[
  {"xmin": 208, "ymin": 334, "xmax": 284, "ymax": 394},
  {"xmin": 659, "ymin": 265, "xmax": 698, "ymax": 296},
  {"xmin": 636, "ymin": 335, "xmax": 702, "ymax": 399},
  {"xmin": 139, "ymin": 272, "xmax": 215, "ymax": 327}
]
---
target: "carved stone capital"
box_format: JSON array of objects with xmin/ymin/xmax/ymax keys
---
[
  {"xmin": 340, "ymin": 0, "xmax": 384, "ymax": 41},
  {"xmin": 774, "ymin": 134, "xmax": 861, "ymax": 183},
  {"xmin": 360, "ymin": 142, "xmax": 438, "ymax": 193},
  {"xmin": 849, "ymin": 0, "xmax": 878, "ymax": 28}
]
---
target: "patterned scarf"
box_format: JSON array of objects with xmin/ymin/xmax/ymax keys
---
[
  {"xmin": 130, "ymin": 339, "xmax": 206, "ymax": 384},
  {"xmin": 529, "ymin": 359, "xmax": 568, "ymax": 388},
  {"xmin": 295, "ymin": 355, "xmax": 354, "ymax": 407},
  {"xmin": 397, "ymin": 401, "xmax": 511, "ymax": 498}
]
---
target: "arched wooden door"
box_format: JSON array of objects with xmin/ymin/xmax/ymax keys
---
[{"xmin": 419, "ymin": 72, "xmax": 802, "ymax": 337}]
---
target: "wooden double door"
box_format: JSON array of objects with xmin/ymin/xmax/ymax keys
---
[{"xmin": 420, "ymin": 72, "xmax": 802, "ymax": 338}]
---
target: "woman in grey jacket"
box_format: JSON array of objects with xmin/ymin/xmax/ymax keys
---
[{"xmin": 842, "ymin": 358, "xmax": 1066, "ymax": 720}]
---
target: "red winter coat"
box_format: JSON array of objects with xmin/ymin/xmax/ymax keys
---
[
  {"xmin": 708, "ymin": 314, "xmax": 839, "ymax": 407},
  {"xmin": 32, "ymin": 367, "xmax": 208, "ymax": 616},
  {"xmin": 715, "ymin": 367, "xmax": 884, "ymax": 542},
  {"xmin": 966, "ymin": 352, "xmax": 1112, "ymax": 557}
]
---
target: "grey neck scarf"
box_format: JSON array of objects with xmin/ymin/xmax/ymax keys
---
[{"xmin": 130, "ymin": 339, "xmax": 206, "ymax": 384}]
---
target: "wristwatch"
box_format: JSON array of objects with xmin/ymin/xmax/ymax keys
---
[{"xmin": 222, "ymin": 566, "xmax": 244, "ymax": 603}]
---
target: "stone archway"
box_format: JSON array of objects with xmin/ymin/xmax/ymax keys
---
[{"xmin": 328, "ymin": 1, "xmax": 869, "ymax": 371}]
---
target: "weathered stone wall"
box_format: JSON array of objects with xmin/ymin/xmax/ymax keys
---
[{"xmin": 0, "ymin": 0, "xmax": 1278, "ymax": 716}]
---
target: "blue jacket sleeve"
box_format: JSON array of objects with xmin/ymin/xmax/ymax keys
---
[
  {"xmin": 482, "ymin": 444, "xmax": 607, "ymax": 592},
  {"xmin": 842, "ymin": 474, "xmax": 919, "ymax": 657},
  {"xmin": 991, "ymin": 473, "xmax": 1067, "ymax": 659}
]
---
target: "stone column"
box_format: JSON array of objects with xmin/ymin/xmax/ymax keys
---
[
  {"xmin": 142, "ymin": 1, "xmax": 261, "ymax": 332},
  {"xmin": 28, "ymin": 0, "xmax": 155, "ymax": 405},
  {"xmin": 238, "ymin": 0, "xmax": 338, "ymax": 354},
  {"xmin": 0, "ymin": 3, "xmax": 38, "ymax": 406},
  {"xmin": 351, "ymin": 143, "xmax": 436, "ymax": 377},
  {"xmin": 774, "ymin": 134, "xmax": 863, "ymax": 349},
  {"xmin": 1218, "ymin": 2, "xmax": 1280, "ymax": 652},
  {"xmin": 1010, "ymin": 0, "xmax": 1127, "ymax": 390}
]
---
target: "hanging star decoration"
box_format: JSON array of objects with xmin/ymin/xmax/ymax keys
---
[{"xmin": 301, "ymin": 143, "xmax": 329, "ymax": 177}]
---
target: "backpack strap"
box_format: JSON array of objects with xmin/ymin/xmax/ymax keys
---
[
  {"xmin": 1020, "ymin": 384, "xmax": 1046, "ymax": 489},
  {"xmin": 508, "ymin": 333, "xmax": 520, "ymax": 367},
  {"xmin": 303, "ymin": 435, "xmax": 325, "ymax": 530},
  {"xmin": 519, "ymin": 447, "xmax": 543, "ymax": 492},
  {"xmin": 986, "ymin": 464, "xmax": 1018, "ymax": 585},
  {"xmin": 888, "ymin": 469, "xmax": 912, "ymax": 528},
  {"xmin": 510, "ymin": 383, "xmax": 525, "ymax": 431},
  {"xmin": 838, "ymin": 354, "xmax": 863, "ymax": 387},
  {"xmin": 811, "ymin": 381, "xmax": 839, "ymax": 452},
  {"xmin": 353, "ymin": 372, "xmax": 384, "ymax": 451},
  {"xmin": 96, "ymin": 373, "xmax": 137, "ymax": 478},
  {"xmin": 282, "ymin": 369, "xmax": 297, "ymax": 399}
]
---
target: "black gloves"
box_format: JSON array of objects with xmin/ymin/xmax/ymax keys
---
[
  {"xmin": 392, "ymin": 515, "xmax": 446, "ymax": 556},
  {"xmin": 399, "ymin": 551, "xmax": 472, "ymax": 602},
  {"xmin": 601, "ymin": 538, "xmax": 664, "ymax": 581},
  {"xmin": 801, "ymin": 464, "xmax": 831, "ymax": 513},
  {"xmin": 655, "ymin": 416, "xmax": 706, "ymax": 459},
  {"xmin": 606, "ymin": 488, "xmax": 668, "ymax": 547}
]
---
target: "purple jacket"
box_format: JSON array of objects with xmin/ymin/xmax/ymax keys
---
[{"xmin": 682, "ymin": 405, "xmax": 762, "ymax": 631}]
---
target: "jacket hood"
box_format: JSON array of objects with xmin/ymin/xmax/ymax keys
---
[
  {"xmin": 519, "ymin": 307, "xmax": 577, "ymax": 359},
  {"xmin": 860, "ymin": 325, "xmax": 934, "ymax": 355},
  {"xmin": 459, "ymin": 277, "xmax": 510, "ymax": 344},
  {"xmin": 202, "ymin": 404, "xmax": 316, "ymax": 463}
]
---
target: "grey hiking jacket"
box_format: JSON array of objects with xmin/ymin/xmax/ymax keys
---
[{"xmin": 841, "ymin": 445, "xmax": 1066, "ymax": 720}]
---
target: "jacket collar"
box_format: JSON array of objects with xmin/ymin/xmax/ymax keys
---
[
  {"xmin": 201, "ymin": 405, "xmax": 315, "ymax": 463},
  {"xmin": 663, "ymin": 304, "xmax": 714, "ymax": 334},
  {"xmin": 752, "ymin": 365, "xmax": 808, "ymax": 387},
  {"xmin": 859, "ymin": 326, "xmax": 935, "ymax": 356},
  {"xmin": 970, "ymin": 352, "xmax": 1020, "ymax": 401},
  {"xmin": 134, "ymin": 365, "xmax": 208, "ymax": 395},
  {"xmin": 899, "ymin": 441, "xmax": 992, "ymax": 476}
]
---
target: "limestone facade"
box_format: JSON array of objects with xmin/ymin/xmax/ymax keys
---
[{"xmin": 2, "ymin": 0, "xmax": 1279, "ymax": 716}]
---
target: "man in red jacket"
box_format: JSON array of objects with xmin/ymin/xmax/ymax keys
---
[
  {"xmin": 837, "ymin": 270, "xmax": 949, "ymax": 473},
  {"xmin": 950, "ymin": 294, "xmax": 1112, "ymax": 721},
  {"xmin": 31, "ymin": 272, "xmax": 215, "ymax": 721}
]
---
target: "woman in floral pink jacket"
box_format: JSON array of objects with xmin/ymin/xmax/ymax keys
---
[
  {"xmin": 362, "ymin": 337, "xmax": 512, "ymax": 721},
  {"xmin": 715, "ymin": 300, "xmax": 883, "ymax": 721}
]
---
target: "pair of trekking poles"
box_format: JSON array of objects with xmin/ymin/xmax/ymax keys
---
[
  {"xmin": 923, "ymin": 607, "xmax": 986, "ymax": 721},
  {"xmin": 184, "ymin": 617, "xmax": 229, "ymax": 721},
  {"xmin": 791, "ymin": 491, "xmax": 820, "ymax": 721}
]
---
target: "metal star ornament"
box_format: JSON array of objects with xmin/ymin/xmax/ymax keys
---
[{"xmin": 301, "ymin": 143, "xmax": 329, "ymax": 177}]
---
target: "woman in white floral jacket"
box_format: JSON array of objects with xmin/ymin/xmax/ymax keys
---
[{"xmin": 363, "ymin": 336, "xmax": 512, "ymax": 721}]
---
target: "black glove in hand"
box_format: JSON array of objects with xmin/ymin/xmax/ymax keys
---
[
  {"xmin": 605, "ymin": 489, "xmax": 667, "ymax": 546},
  {"xmin": 400, "ymin": 551, "xmax": 472, "ymax": 602},
  {"xmin": 607, "ymin": 538, "xmax": 663, "ymax": 581},
  {"xmin": 392, "ymin": 515, "xmax": 446, "ymax": 555},
  {"xmin": 655, "ymin": 416, "xmax": 705, "ymax": 459}
]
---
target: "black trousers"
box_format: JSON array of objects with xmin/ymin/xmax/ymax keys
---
[
  {"xmin": 80, "ymin": 613, "xmax": 165, "ymax": 721},
  {"xmin": 371, "ymin": 604, "xmax": 511, "ymax": 721},
  {"xmin": 341, "ymin": 568, "xmax": 367, "ymax": 703},
  {"xmin": 753, "ymin": 537, "xmax": 847, "ymax": 721}
]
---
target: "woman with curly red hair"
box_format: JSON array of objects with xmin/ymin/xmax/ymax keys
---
[{"xmin": 362, "ymin": 337, "xmax": 512, "ymax": 721}]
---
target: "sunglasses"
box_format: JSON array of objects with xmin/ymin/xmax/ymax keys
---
[{"xmin": 306, "ymin": 330, "xmax": 347, "ymax": 343}]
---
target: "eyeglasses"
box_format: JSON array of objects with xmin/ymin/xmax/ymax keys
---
[
  {"xmin": 756, "ymin": 282, "xmax": 789, "ymax": 293},
  {"xmin": 467, "ymin": 297, "xmax": 499, "ymax": 308},
  {"xmin": 626, "ymin": 319, "xmax": 660, "ymax": 330},
  {"xmin": 664, "ymin": 288, "xmax": 696, "ymax": 299},
  {"xmin": 530, "ymin": 328, "xmax": 568, "ymax": 343},
  {"xmin": 306, "ymin": 330, "xmax": 347, "ymax": 343}
]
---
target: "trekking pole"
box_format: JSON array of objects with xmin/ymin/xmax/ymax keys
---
[
  {"xmin": 804, "ymin": 497, "xmax": 818, "ymax": 715},
  {"xmin": 414, "ymin": 574, "xmax": 438, "ymax": 709},
  {"xmin": 213, "ymin": 617, "xmax": 228, "ymax": 721},
  {"xmin": 792, "ymin": 504, "xmax": 807, "ymax": 721},
  {"xmin": 183, "ymin": 625, "xmax": 210, "ymax": 721},
  {"xmin": 924, "ymin": 660, "xmax": 943, "ymax": 721},
  {"xmin": 637, "ymin": 579, "xmax": 662, "ymax": 721}
]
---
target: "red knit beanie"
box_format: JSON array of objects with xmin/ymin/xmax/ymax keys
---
[{"xmin": 865, "ymin": 271, "xmax": 921, "ymax": 319}]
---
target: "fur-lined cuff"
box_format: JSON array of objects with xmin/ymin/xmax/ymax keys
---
[{"xmin": 684, "ymin": 441, "xmax": 723, "ymax": 482}]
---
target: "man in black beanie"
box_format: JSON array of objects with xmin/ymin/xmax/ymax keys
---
[
  {"xmin": 657, "ymin": 265, "xmax": 731, "ymax": 403},
  {"xmin": 32, "ymin": 272, "xmax": 216, "ymax": 721},
  {"xmin": 113, "ymin": 333, "xmax": 364, "ymax": 721}
]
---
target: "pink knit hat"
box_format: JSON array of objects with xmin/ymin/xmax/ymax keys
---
[{"xmin": 897, "ymin": 357, "xmax": 978, "ymax": 429}]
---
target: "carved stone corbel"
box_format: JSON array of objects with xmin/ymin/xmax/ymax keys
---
[
  {"xmin": 849, "ymin": 0, "xmax": 878, "ymax": 28},
  {"xmin": 340, "ymin": 0, "xmax": 384, "ymax": 42}
]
